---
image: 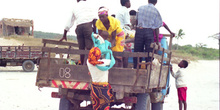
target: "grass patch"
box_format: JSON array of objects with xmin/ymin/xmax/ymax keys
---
[
  {"xmin": 3, "ymin": 35, "xmax": 77, "ymax": 46},
  {"xmin": 171, "ymin": 50, "xmax": 198, "ymax": 64}
]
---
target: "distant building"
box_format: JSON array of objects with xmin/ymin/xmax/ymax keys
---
[{"xmin": 0, "ymin": 18, "xmax": 34, "ymax": 37}]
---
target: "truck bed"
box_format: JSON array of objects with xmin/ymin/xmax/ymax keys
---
[{"xmin": 36, "ymin": 39, "xmax": 172, "ymax": 94}]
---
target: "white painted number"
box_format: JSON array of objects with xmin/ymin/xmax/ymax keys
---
[{"xmin": 59, "ymin": 67, "xmax": 71, "ymax": 78}]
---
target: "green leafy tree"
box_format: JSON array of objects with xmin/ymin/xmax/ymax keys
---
[
  {"xmin": 196, "ymin": 43, "xmax": 207, "ymax": 48},
  {"xmin": 175, "ymin": 29, "xmax": 185, "ymax": 50}
]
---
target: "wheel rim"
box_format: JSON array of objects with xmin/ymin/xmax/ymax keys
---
[{"xmin": 25, "ymin": 62, "xmax": 33, "ymax": 70}]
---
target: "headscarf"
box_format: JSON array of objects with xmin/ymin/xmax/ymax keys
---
[
  {"xmin": 98, "ymin": 7, "xmax": 109, "ymax": 16},
  {"xmin": 88, "ymin": 47, "xmax": 104, "ymax": 66}
]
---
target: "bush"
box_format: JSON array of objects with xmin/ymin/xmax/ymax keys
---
[{"xmin": 172, "ymin": 44, "xmax": 219, "ymax": 60}]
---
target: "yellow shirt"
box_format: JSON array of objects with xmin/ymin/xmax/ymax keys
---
[{"xmin": 96, "ymin": 16, "xmax": 125, "ymax": 52}]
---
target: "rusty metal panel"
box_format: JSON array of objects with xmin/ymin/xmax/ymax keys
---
[
  {"xmin": 36, "ymin": 58, "xmax": 50, "ymax": 80},
  {"xmin": 49, "ymin": 64, "xmax": 91, "ymax": 82},
  {"xmin": 148, "ymin": 61, "xmax": 160, "ymax": 89},
  {"xmin": 148, "ymin": 60, "xmax": 169, "ymax": 89},
  {"xmin": 109, "ymin": 68, "xmax": 148, "ymax": 86},
  {"xmin": 111, "ymin": 85, "xmax": 145, "ymax": 94},
  {"xmin": 158, "ymin": 66, "xmax": 169, "ymax": 88}
]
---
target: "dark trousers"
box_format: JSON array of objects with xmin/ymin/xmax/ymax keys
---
[
  {"xmin": 75, "ymin": 23, "xmax": 94, "ymax": 64},
  {"xmin": 133, "ymin": 28, "xmax": 154, "ymax": 69}
]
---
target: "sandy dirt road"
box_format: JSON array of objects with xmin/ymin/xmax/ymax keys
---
[
  {"xmin": 0, "ymin": 60, "xmax": 219, "ymax": 110},
  {"xmin": 163, "ymin": 60, "xmax": 219, "ymax": 110}
]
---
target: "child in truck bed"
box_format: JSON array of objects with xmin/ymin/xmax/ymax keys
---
[{"xmin": 91, "ymin": 31, "xmax": 115, "ymax": 70}]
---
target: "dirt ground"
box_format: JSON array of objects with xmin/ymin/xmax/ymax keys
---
[
  {"xmin": 0, "ymin": 60, "xmax": 219, "ymax": 110},
  {"xmin": 0, "ymin": 38, "xmax": 23, "ymax": 46},
  {"xmin": 163, "ymin": 60, "xmax": 219, "ymax": 110},
  {"xmin": 0, "ymin": 38, "xmax": 219, "ymax": 109}
]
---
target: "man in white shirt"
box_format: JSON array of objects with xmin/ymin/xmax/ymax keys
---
[
  {"xmin": 115, "ymin": 0, "xmax": 131, "ymax": 68},
  {"xmin": 116, "ymin": 0, "xmax": 131, "ymax": 28},
  {"xmin": 60, "ymin": 0, "xmax": 97, "ymax": 65}
]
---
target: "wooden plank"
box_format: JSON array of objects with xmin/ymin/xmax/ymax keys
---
[
  {"xmin": 162, "ymin": 34, "xmax": 172, "ymax": 37},
  {"xmin": 42, "ymin": 47, "xmax": 150, "ymax": 58},
  {"xmin": 111, "ymin": 85, "xmax": 146, "ymax": 93},
  {"xmin": 42, "ymin": 39, "xmax": 78, "ymax": 47},
  {"xmin": 14, "ymin": 47, "xmax": 17, "ymax": 58},
  {"xmin": 37, "ymin": 58, "xmax": 152, "ymax": 86},
  {"xmin": 0, "ymin": 47, "xmax": 2, "ymax": 58},
  {"xmin": 149, "ymin": 53, "xmax": 170, "ymax": 62},
  {"xmin": 49, "ymin": 64, "xmax": 91, "ymax": 82},
  {"xmin": 37, "ymin": 58, "xmax": 169, "ymax": 92},
  {"xmin": 148, "ymin": 62, "xmax": 169, "ymax": 89},
  {"xmin": 48, "ymin": 63, "xmax": 149, "ymax": 87},
  {"xmin": 109, "ymin": 67, "xmax": 148, "ymax": 86},
  {"xmin": 150, "ymin": 43, "xmax": 171, "ymax": 54},
  {"xmin": 113, "ymin": 51, "xmax": 149, "ymax": 58},
  {"xmin": 42, "ymin": 47, "xmax": 89, "ymax": 55}
]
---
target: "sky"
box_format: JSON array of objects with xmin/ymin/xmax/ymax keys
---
[{"xmin": 0, "ymin": 0, "xmax": 219, "ymax": 49}]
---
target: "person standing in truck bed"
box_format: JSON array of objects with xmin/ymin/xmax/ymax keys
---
[
  {"xmin": 60, "ymin": 0, "xmax": 97, "ymax": 65},
  {"xmin": 134, "ymin": 0, "xmax": 163, "ymax": 109}
]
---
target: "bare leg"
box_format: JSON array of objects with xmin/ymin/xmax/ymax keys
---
[
  {"xmin": 179, "ymin": 100, "xmax": 183, "ymax": 110},
  {"xmin": 183, "ymin": 101, "xmax": 187, "ymax": 110}
]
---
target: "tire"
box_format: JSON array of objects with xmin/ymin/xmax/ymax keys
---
[
  {"xmin": 59, "ymin": 97, "xmax": 72, "ymax": 110},
  {"xmin": 146, "ymin": 94, "xmax": 151, "ymax": 110},
  {"xmin": 152, "ymin": 102, "xmax": 163, "ymax": 110},
  {"xmin": 135, "ymin": 93, "xmax": 151, "ymax": 110},
  {"xmin": 22, "ymin": 60, "xmax": 35, "ymax": 72}
]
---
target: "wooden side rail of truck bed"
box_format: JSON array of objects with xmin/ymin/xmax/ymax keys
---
[
  {"xmin": 0, "ymin": 46, "xmax": 42, "ymax": 59},
  {"xmin": 36, "ymin": 39, "xmax": 172, "ymax": 96}
]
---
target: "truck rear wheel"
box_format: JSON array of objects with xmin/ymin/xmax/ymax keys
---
[
  {"xmin": 152, "ymin": 102, "xmax": 163, "ymax": 110},
  {"xmin": 135, "ymin": 93, "xmax": 151, "ymax": 110},
  {"xmin": 59, "ymin": 97, "xmax": 73, "ymax": 110},
  {"xmin": 146, "ymin": 94, "xmax": 151, "ymax": 110},
  {"xmin": 22, "ymin": 60, "xmax": 35, "ymax": 72}
]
